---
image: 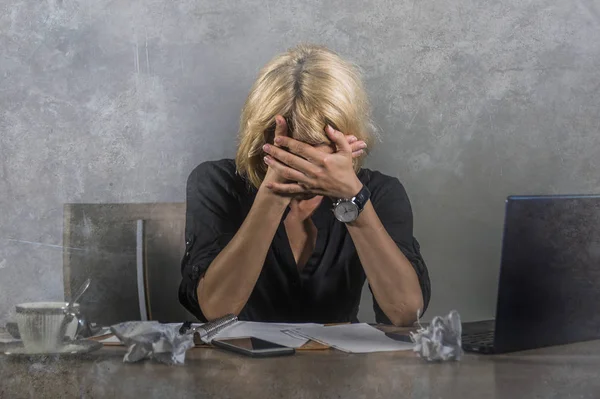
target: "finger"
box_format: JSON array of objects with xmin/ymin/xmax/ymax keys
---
[
  {"xmin": 346, "ymin": 135, "xmax": 358, "ymax": 144},
  {"xmin": 326, "ymin": 125, "xmax": 352, "ymax": 153},
  {"xmin": 263, "ymin": 144, "xmax": 320, "ymax": 176},
  {"xmin": 265, "ymin": 182, "xmax": 310, "ymax": 195},
  {"xmin": 350, "ymin": 140, "xmax": 367, "ymax": 154},
  {"xmin": 352, "ymin": 149, "xmax": 365, "ymax": 159},
  {"xmin": 273, "ymin": 136, "xmax": 325, "ymax": 164},
  {"xmin": 273, "ymin": 115, "xmax": 288, "ymax": 144},
  {"xmin": 263, "ymin": 155, "xmax": 314, "ymax": 185}
]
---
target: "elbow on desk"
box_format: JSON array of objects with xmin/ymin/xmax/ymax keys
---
[
  {"xmin": 197, "ymin": 280, "xmax": 244, "ymax": 321},
  {"xmin": 388, "ymin": 311, "xmax": 419, "ymax": 327},
  {"xmin": 385, "ymin": 296, "xmax": 424, "ymax": 327},
  {"xmin": 198, "ymin": 296, "xmax": 243, "ymax": 322}
]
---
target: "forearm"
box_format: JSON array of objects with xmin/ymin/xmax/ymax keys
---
[
  {"xmin": 346, "ymin": 202, "xmax": 424, "ymax": 326},
  {"xmin": 197, "ymin": 188, "xmax": 288, "ymax": 320}
]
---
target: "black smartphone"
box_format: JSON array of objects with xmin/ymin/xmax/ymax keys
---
[
  {"xmin": 212, "ymin": 336, "xmax": 295, "ymax": 358},
  {"xmin": 385, "ymin": 332, "xmax": 414, "ymax": 343}
]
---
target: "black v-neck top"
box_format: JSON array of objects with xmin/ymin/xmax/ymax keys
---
[{"xmin": 178, "ymin": 159, "xmax": 430, "ymax": 324}]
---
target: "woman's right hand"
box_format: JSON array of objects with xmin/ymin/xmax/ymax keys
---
[{"xmin": 260, "ymin": 115, "xmax": 367, "ymax": 200}]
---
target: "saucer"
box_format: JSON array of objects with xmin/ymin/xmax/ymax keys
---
[{"xmin": 1, "ymin": 339, "xmax": 103, "ymax": 357}]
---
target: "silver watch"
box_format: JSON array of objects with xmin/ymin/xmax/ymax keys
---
[{"xmin": 332, "ymin": 185, "xmax": 371, "ymax": 223}]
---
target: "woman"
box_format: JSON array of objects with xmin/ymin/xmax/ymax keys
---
[{"xmin": 179, "ymin": 44, "xmax": 430, "ymax": 326}]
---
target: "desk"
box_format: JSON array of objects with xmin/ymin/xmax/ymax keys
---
[{"xmin": 1, "ymin": 340, "xmax": 600, "ymax": 398}]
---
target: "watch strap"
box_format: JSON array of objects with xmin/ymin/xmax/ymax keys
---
[{"xmin": 352, "ymin": 185, "xmax": 371, "ymax": 212}]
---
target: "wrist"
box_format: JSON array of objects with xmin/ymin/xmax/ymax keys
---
[
  {"xmin": 341, "ymin": 176, "xmax": 364, "ymax": 199},
  {"xmin": 257, "ymin": 185, "xmax": 291, "ymax": 209}
]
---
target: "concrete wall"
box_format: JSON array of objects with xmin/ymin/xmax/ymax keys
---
[{"xmin": 1, "ymin": 0, "xmax": 599, "ymax": 324}]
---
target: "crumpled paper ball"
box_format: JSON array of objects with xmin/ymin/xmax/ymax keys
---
[
  {"xmin": 110, "ymin": 321, "xmax": 195, "ymax": 365},
  {"xmin": 410, "ymin": 310, "xmax": 463, "ymax": 362}
]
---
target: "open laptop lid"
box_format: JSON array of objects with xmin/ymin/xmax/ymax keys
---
[{"xmin": 493, "ymin": 195, "xmax": 600, "ymax": 353}]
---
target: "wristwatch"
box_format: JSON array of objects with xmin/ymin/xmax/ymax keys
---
[{"xmin": 332, "ymin": 185, "xmax": 371, "ymax": 223}]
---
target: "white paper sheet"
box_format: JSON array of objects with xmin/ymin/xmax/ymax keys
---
[
  {"xmin": 284, "ymin": 323, "xmax": 413, "ymax": 353},
  {"xmin": 99, "ymin": 335, "xmax": 121, "ymax": 344},
  {"xmin": 208, "ymin": 321, "xmax": 322, "ymax": 348}
]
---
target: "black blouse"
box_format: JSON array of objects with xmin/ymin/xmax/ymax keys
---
[{"xmin": 178, "ymin": 159, "xmax": 430, "ymax": 324}]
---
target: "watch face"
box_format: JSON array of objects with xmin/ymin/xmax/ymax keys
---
[{"xmin": 334, "ymin": 201, "xmax": 360, "ymax": 222}]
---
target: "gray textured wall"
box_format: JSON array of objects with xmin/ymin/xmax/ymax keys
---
[{"xmin": 1, "ymin": 0, "xmax": 599, "ymax": 325}]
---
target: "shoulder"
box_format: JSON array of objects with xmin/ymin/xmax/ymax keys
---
[
  {"xmin": 188, "ymin": 159, "xmax": 236, "ymax": 180},
  {"xmin": 358, "ymin": 168, "xmax": 414, "ymax": 222},
  {"xmin": 358, "ymin": 168, "xmax": 409, "ymax": 201},
  {"xmin": 187, "ymin": 159, "xmax": 249, "ymax": 197}
]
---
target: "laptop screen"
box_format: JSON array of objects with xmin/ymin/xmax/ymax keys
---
[{"xmin": 494, "ymin": 195, "xmax": 600, "ymax": 352}]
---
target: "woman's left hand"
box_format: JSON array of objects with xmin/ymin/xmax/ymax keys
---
[{"xmin": 262, "ymin": 125, "xmax": 364, "ymax": 199}]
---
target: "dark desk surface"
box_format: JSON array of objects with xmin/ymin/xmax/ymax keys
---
[{"xmin": 2, "ymin": 337, "xmax": 600, "ymax": 398}]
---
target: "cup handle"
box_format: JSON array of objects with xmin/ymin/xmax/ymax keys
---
[{"xmin": 60, "ymin": 308, "xmax": 80, "ymax": 341}]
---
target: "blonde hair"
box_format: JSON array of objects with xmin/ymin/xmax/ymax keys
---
[{"xmin": 236, "ymin": 44, "xmax": 375, "ymax": 189}]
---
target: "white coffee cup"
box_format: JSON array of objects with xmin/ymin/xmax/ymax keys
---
[{"xmin": 16, "ymin": 302, "xmax": 81, "ymax": 353}]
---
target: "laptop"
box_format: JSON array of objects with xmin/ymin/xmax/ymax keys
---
[{"xmin": 462, "ymin": 195, "xmax": 600, "ymax": 354}]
